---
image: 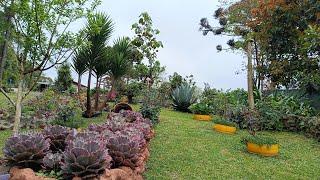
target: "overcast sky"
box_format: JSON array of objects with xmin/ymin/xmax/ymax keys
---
[{"xmin": 47, "ymin": 0, "xmax": 247, "ymax": 90}]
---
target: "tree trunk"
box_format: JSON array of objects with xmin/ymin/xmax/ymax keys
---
[
  {"xmin": 94, "ymin": 76, "xmax": 100, "ymax": 111},
  {"xmin": 77, "ymin": 74, "xmax": 81, "ymax": 94},
  {"xmin": 0, "ymin": 11, "xmax": 12, "ymax": 85},
  {"xmin": 13, "ymin": 79, "xmax": 23, "ymax": 134},
  {"xmin": 247, "ymin": 41, "xmax": 255, "ymax": 110},
  {"xmin": 85, "ymin": 69, "xmax": 92, "ymax": 117}
]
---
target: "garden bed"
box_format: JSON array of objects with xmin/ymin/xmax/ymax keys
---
[{"xmin": 1, "ymin": 110, "xmax": 155, "ymax": 180}]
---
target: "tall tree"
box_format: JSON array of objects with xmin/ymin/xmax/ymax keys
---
[
  {"xmin": 0, "ymin": 0, "xmax": 14, "ymax": 86},
  {"xmin": 0, "ymin": 0, "xmax": 99, "ymax": 133},
  {"xmin": 199, "ymin": 0, "xmax": 259, "ymax": 109},
  {"xmin": 83, "ymin": 13, "xmax": 114, "ymax": 117}
]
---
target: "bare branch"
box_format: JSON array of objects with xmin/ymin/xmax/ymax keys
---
[{"xmin": 0, "ymin": 87, "xmax": 15, "ymax": 106}]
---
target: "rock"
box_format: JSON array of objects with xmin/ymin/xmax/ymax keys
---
[
  {"xmin": 9, "ymin": 167, "xmax": 55, "ymax": 180},
  {"xmin": 100, "ymin": 169, "xmax": 132, "ymax": 180},
  {"xmin": 10, "ymin": 167, "xmax": 36, "ymax": 180}
]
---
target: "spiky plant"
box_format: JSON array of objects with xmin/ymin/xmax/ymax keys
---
[
  {"xmin": 43, "ymin": 125, "xmax": 71, "ymax": 152},
  {"xmin": 3, "ymin": 133, "xmax": 50, "ymax": 169},
  {"xmin": 61, "ymin": 131, "xmax": 112, "ymax": 179},
  {"xmin": 83, "ymin": 12, "xmax": 114, "ymax": 118},
  {"xmin": 172, "ymin": 84, "xmax": 197, "ymax": 112}
]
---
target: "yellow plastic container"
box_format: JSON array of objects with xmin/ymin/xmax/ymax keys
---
[
  {"xmin": 213, "ymin": 124, "xmax": 236, "ymax": 134},
  {"xmin": 247, "ymin": 142, "xmax": 279, "ymax": 157},
  {"xmin": 193, "ymin": 114, "xmax": 212, "ymax": 121}
]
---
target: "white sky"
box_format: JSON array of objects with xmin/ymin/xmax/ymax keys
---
[{"xmin": 46, "ymin": 0, "xmax": 247, "ymax": 90}]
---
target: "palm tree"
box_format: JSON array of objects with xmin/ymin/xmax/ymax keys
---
[
  {"xmin": 107, "ymin": 37, "xmax": 134, "ymax": 97},
  {"xmin": 84, "ymin": 13, "xmax": 114, "ymax": 117},
  {"xmin": 72, "ymin": 48, "xmax": 88, "ymax": 94},
  {"xmin": 93, "ymin": 53, "xmax": 109, "ymax": 111}
]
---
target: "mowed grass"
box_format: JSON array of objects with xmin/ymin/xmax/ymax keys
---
[{"xmin": 144, "ymin": 109, "xmax": 320, "ymax": 179}]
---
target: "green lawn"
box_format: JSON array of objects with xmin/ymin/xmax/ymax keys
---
[{"xmin": 144, "ymin": 109, "xmax": 320, "ymax": 179}]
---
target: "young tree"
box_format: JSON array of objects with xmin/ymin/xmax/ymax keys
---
[
  {"xmin": 107, "ymin": 37, "xmax": 135, "ymax": 96},
  {"xmin": 131, "ymin": 12, "xmax": 163, "ymax": 84},
  {"xmin": 82, "ymin": 13, "xmax": 114, "ymax": 118},
  {"xmin": 93, "ymin": 54, "xmax": 109, "ymax": 111},
  {"xmin": 55, "ymin": 63, "xmax": 73, "ymax": 92},
  {"xmin": 0, "ymin": 0, "xmax": 100, "ymax": 133}
]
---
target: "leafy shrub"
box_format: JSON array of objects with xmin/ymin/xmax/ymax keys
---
[
  {"xmin": 51, "ymin": 104, "xmax": 84, "ymax": 128},
  {"xmin": 3, "ymin": 133, "xmax": 50, "ymax": 169},
  {"xmin": 242, "ymin": 135, "xmax": 278, "ymax": 146},
  {"xmin": 172, "ymin": 84, "xmax": 196, "ymax": 112},
  {"xmin": 189, "ymin": 103, "xmax": 212, "ymax": 115},
  {"xmin": 213, "ymin": 118, "xmax": 237, "ymax": 127},
  {"xmin": 43, "ymin": 125, "xmax": 71, "ymax": 152},
  {"xmin": 302, "ymin": 117, "xmax": 320, "ymax": 141},
  {"xmin": 139, "ymin": 88, "xmax": 161, "ymax": 125},
  {"xmin": 61, "ymin": 131, "xmax": 112, "ymax": 179},
  {"xmin": 140, "ymin": 104, "xmax": 161, "ymax": 125}
]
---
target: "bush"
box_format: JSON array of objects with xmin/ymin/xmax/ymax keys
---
[
  {"xmin": 3, "ymin": 133, "xmax": 50, "ymax": 169},
  {"xmin": 172, "ymin": 84, "xmax": 196, "ymax": 112},
  {"xmin": 139, "ymin": 89, "xmax": 161, "ymax": 125},
  {"xmin": 61, "ymin": 131, "xmax": 112, "ymax": 179},
  {"xmin": 140, "ymin": 104, "xmax": 161, "ymax": 125},
  {"xmin": 189, "ymin": 103, "xmax": 212, "ymax": 115}
]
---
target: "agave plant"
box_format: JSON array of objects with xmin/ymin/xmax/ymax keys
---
[
  {"xmin": 43, "ymin": 125, "xmax": 71, "ymax": 152},
  {"xmin": 43, "ymin": 152, "xmax": 62, "ymax": 171},
  {"xmin": 172, "ymin": 84, "xmax": 197, "ymax": 112},
  {"xmin": 3, "ymin": 133, "xmax": 50, "ymax": 169},
  {"xmin": 106, "ymin": 130, "xmax": 146, "ymax": 169},
  {"xmin": 61, "ymin": 131, "xmax": 112, "ymax": 179}
]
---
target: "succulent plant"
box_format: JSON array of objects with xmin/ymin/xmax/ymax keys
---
[
  {"xmin": 120, "ymin": 110, "xmax": 144, "ymax": 122},
  {"xmin": 43, "ymin": 125, "xmax": 71, "ymax": 152},
  {"xmin": 61, "ymin": 131, "xmax": 112, "ymax": 179},
  {"xmin": 43, "ymin": 152, "xmax": 62, "ymax": 171},
  {"xmin": 3, "ymin": 133, "xmax": 50, "ymax": 169},
  {"xmin": 172, "ymin": 84, "xmax": 197, "ymax": 112},
  {"xmin": 106, "ymin": 130, "xmax": 146, "ymax": 169}
]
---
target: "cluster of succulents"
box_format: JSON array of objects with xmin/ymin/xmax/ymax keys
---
[
  {"xmin": 3, "ymin": 111, "xmax": 154, "ymax": 179},
  {"xmin": 3, "ymin": 133, "xmax": 50, "ymax": 169},
  {"xmin": 43, "ymin": 153, "xmax": 62, "ymax": 171},
  {"xmin": 42, "ymin": 125, "xmax": 71, "ymax": 152},
  {"xmin": 61, "ymin": 131, "xmax": 112, "ymax": 179},
  {"xmin": 106, "ymin": 130, "xmax": 146, "ymax": 169}
]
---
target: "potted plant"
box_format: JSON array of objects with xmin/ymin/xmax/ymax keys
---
[
  {"xmin": 190, "ymin": 103, "xmax": 212, "ymax": 121},
  {"xmin": 212, "ymin": 118, "xmax": 237, "ymax": 134},
  {"xmin": 242, "ymin": 135, "xmax": 279, "ymax": 156},
  {"xmin": 242, "ymin": 109, "xmax": 279, "ymax": 157}
]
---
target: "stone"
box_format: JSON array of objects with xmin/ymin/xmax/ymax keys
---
[
  {"xmin": 100, "ymin": 169, "xmax": 132, "ymax": 180},
  {"xmin": 9, "ymin": 167, "xmax": 55, "ymax": 180}
]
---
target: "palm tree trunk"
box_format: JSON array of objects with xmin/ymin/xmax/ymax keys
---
[
  {"xmin": 85, "ymin": 69, "xmax": 92, "ymax": 117},
  {"xmin": 247, "ymin": 41, "xmax": 255, "ymax": 110},
  {"xmin": 94, "ymin": 76, "xmax": 100, "ymax": 111},
  {"xmin": 77, "ymin": 74, "xmax": 81, "ymax": 94}
]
